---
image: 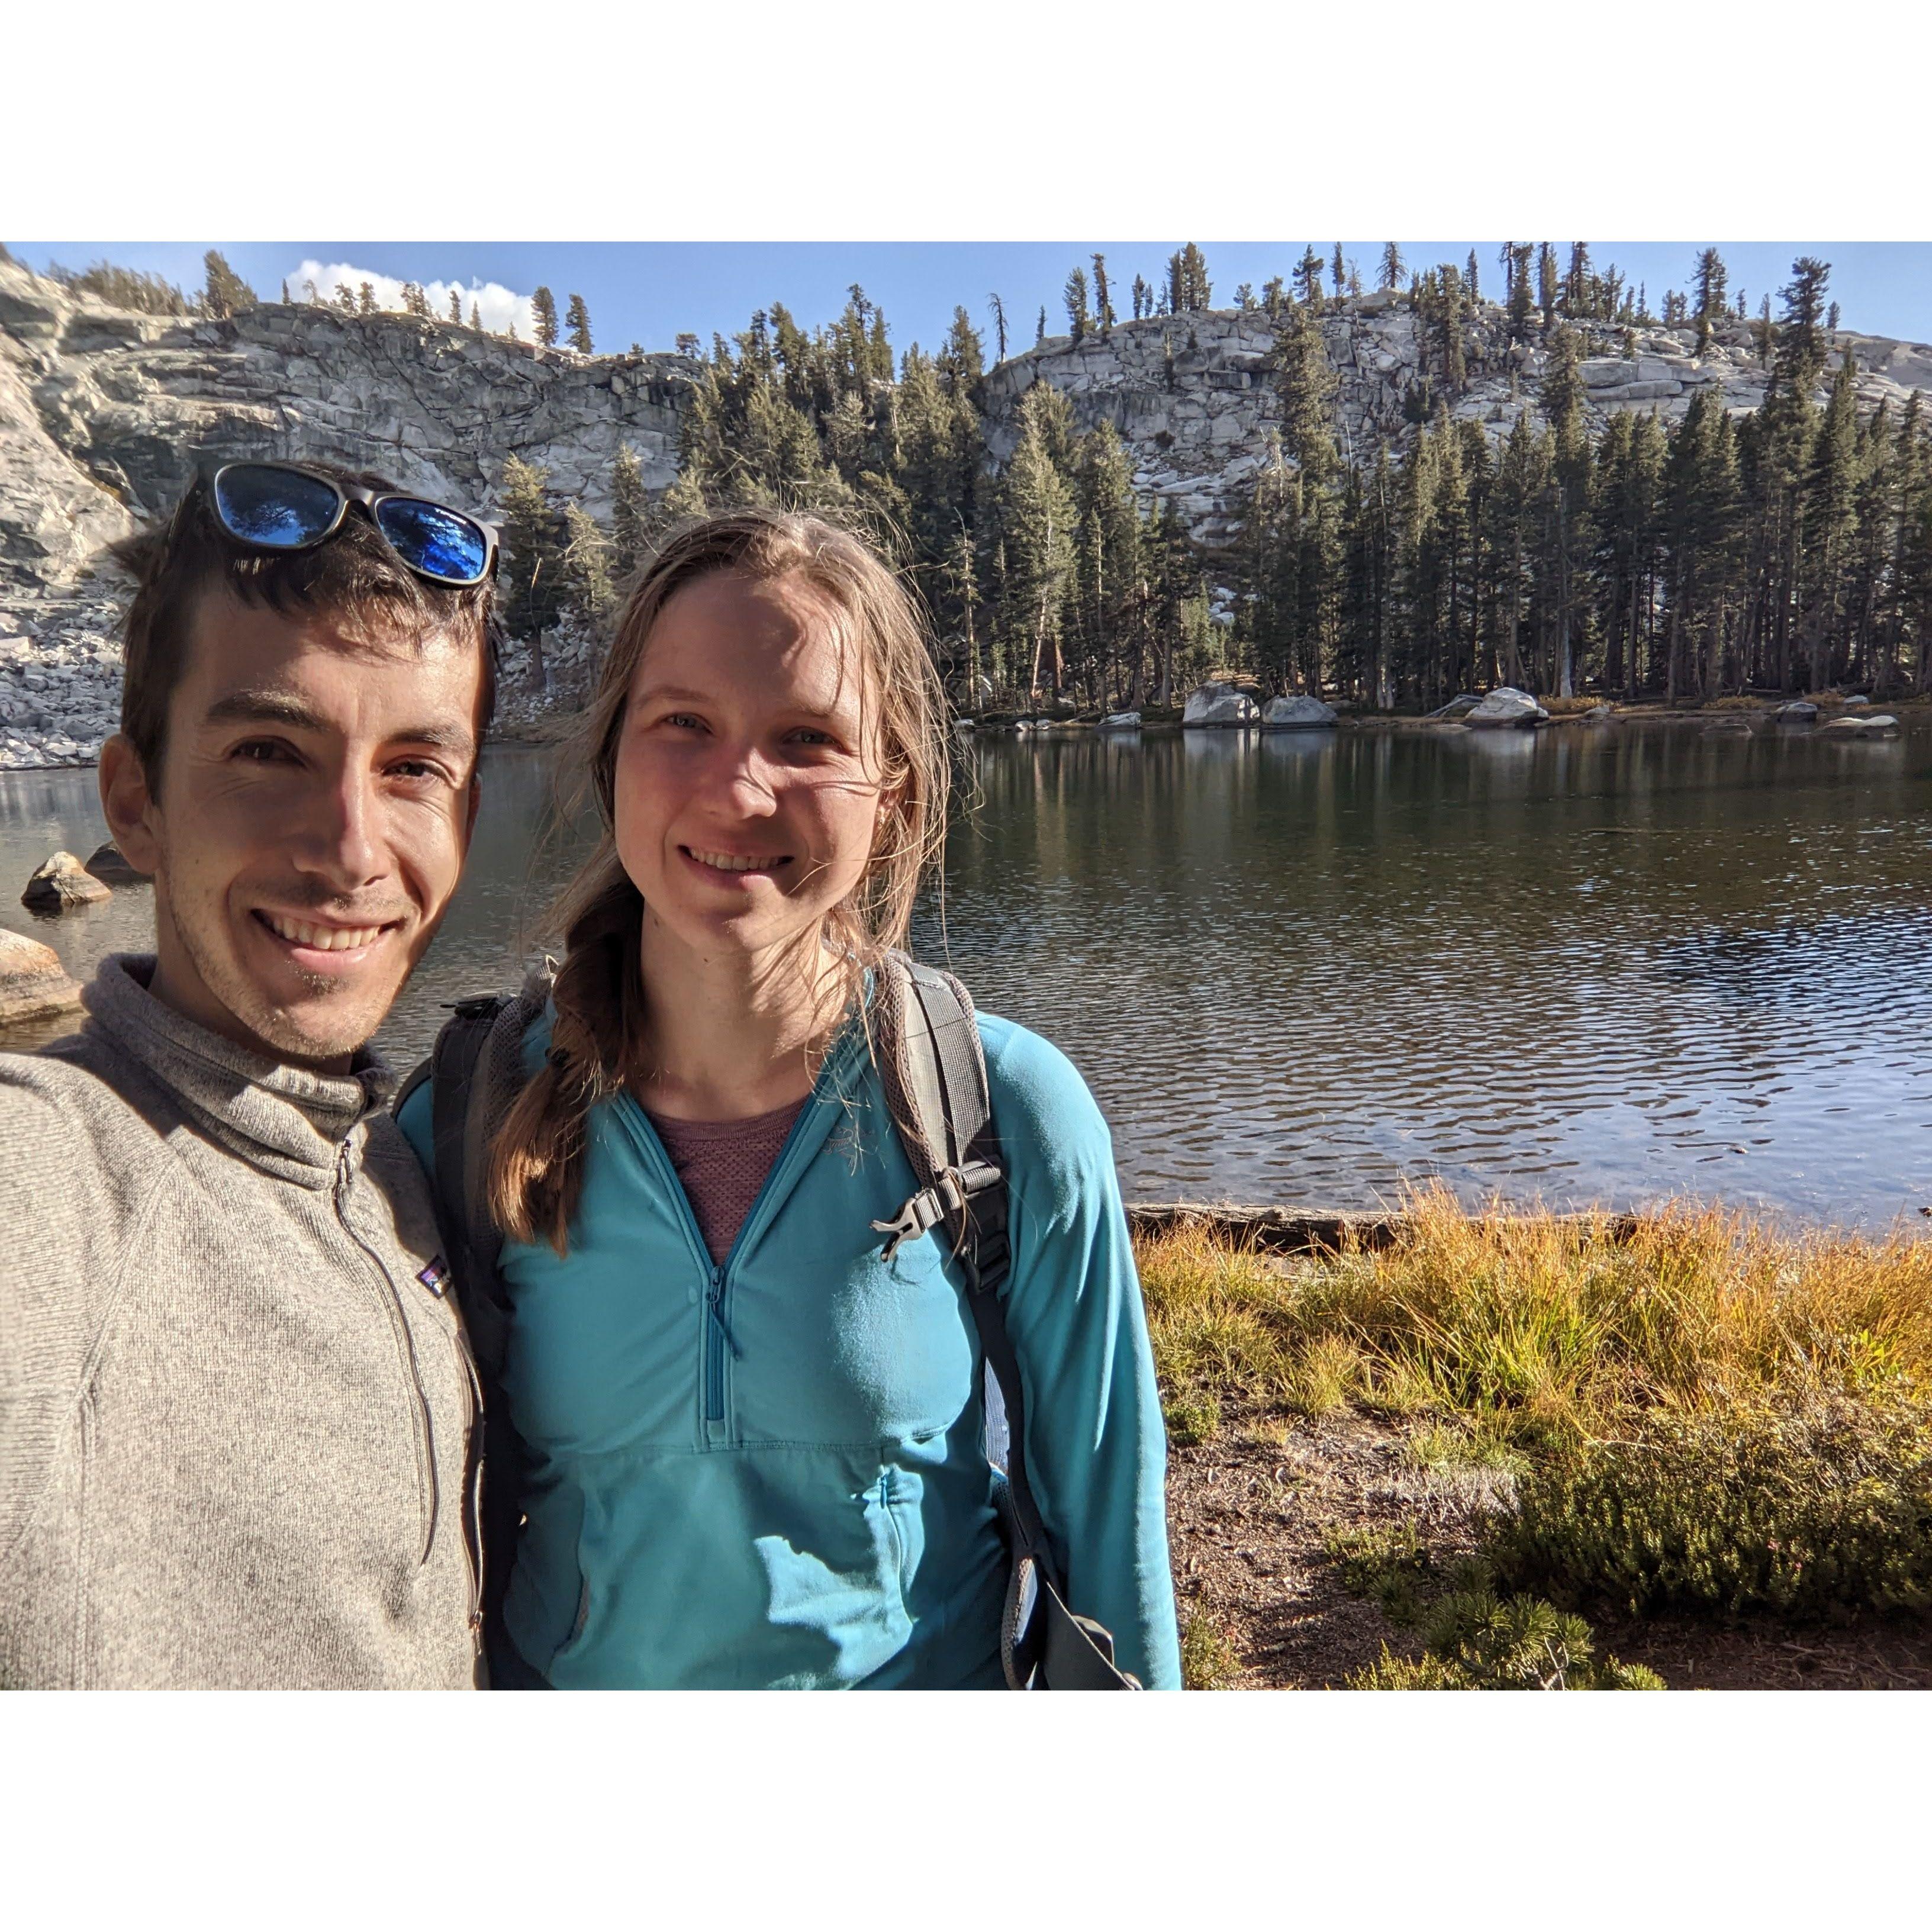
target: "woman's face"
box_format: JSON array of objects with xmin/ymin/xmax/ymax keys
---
[{"xmin": 611, "ymin": 567, "xmax": 893, "ymax": 967}]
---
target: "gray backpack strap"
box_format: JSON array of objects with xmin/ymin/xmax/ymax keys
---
[{"xmin": 871, "ymin": 951, "xmax": 1138, "ymax": 1691}]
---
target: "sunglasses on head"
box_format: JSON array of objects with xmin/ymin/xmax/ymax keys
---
[{"xmin": 208, "ymin": 461, "xmax": 500, "ymax": 588}]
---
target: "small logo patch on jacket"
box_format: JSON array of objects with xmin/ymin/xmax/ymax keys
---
[{"xmin": 417, "ymin": 1256, "xmax": 450, "ymax": 1298}]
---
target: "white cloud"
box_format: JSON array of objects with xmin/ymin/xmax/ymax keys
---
[{"xmin": 282, "ymin": 259, "xmax": 536, "ymax": 339}]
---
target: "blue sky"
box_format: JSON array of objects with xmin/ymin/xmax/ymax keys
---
[{"xmin": 11, "ymin": 242, "xmax": 1932, "ymax": 359}]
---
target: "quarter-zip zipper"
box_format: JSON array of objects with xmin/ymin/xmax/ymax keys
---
[
  {"xmin": 334, "ymin": 1138, "xmax": 439, "ymax": 1563},
  {"xmin": 619, "ymin": 1022, "xmax": 866, "ymax": 1449}
]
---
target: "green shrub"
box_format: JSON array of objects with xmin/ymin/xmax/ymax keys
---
[
  {"xmin": 1351, "ymin": 1585, "xmax": 1664, "ymax": 1690},
  {"xmin": 1324, "ymin": 1522, "xmax": 1432, "ymax": 1627},
  {"xmin": 1494, "ymin": 1391, "xmax": 1932, "ymax": 1620},
  {"xmin": 1180, "ymin": 1611, "xmax": 1242, "ymax": 1689},
  {"xmin": 1162, "ymin": 1387, "xmax": 1221, "ymax": 1447}
]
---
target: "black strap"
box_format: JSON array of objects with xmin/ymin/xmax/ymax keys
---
[
  {"xmin": 872, "ymin": 952, "xmax": 1137, "ymax": 1690},
  {"xmin": 411, "ymin": 976, "xmax": 553, "ymax": 1686}
]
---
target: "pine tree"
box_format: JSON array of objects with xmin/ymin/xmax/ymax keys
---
[
  {"xmin": 498, "ymin": 455, "xmax": 566, "ymax": 653},
  {"xmin": 1295, "ymin": 246, "xmax": 1325, "ymax": 311},
  {"xmin": 1536, "ymin": 243, "xmax": 1558, "ymax": 331},
  {"xmin": 470, "ymin": 300, "xmax": 481, "ymax": 330},
  {"xmin": 1235, "ymin": 284, "xmax": 1255, "ymax": 310},
  {"xmin": 610, "ymin": 445, "xmax": 649, "ymax": 584},
  {"xmin": 988, "ymin": 293, "xmax": 1008, "ymax": 363},
  {"xmin": 201, "ymin": 250, "xmax": 257, "ymax": 319},
  {"xmin": 1693, "ymin": 247, "xmax": 1728, "ymax": 352},
  {"xmin": 1377, "ymin": 243, "xmax": 1405, "ymax": 292},
  {"xmin": 1263, "ymin": 277, "xmax": 1286, "ymax": 320},
  {"xmin": 1036, "ymin": 306, "xmax": 1047, "ymax": 347},
  {"xmin": 561, "ymin": 500, "xmax": 616, "ymax": 629},
  {"xmin": 565, "ymin": 293, "xmax": 593, "ymax": 354},
  {"xmin": 1091, "ymin": 255, "xmax": 1115, "ymax": 337},
  {"xmin": 1466, "ymin": 249, "xmax": 1480, "ymax": 304},
  {"xmin": 531, "ymin": 286, "xmax": 559, "ymax": 349},
  {"xmin": 999, "ymin": 385, "xmax": 1077, "ymax": 695},
  {"xmin": 448, "ymin": 288, "xmax": 462, "ymax": 324},
  {"xmin": 358, "ymin": 282, "xmax": 376, "ymax": 316},
  {"xmin": 1538, "ymin": 325, "xmax": 1591, "ymax": 695},
  {"xmin": 1332, "ymin": 243, "xmax": 1347, "ymax": 300},
  {"xmin": 1507, "ymin": 243, "xmax": 1535, "ymax": 342},
  {"xmin": 280, "ymin": 279, "xmax": 290, "ymax": 305},
  {"xmin": 1064, "ymin": 265, "xmax": 1090, "ymax": 343}
]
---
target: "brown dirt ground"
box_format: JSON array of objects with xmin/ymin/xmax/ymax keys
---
[{"xmin": 1164, "ymin": 1407, "xmax": 1932, "ymax": 1690}]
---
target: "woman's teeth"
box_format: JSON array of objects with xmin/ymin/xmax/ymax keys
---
[
  {"xmin": 263, "ymin": 913, "xmax": 385, "ymax": 950},
  {"xmin": 691, "ymin": 850, "xmax": 779, "ymax": 872}
]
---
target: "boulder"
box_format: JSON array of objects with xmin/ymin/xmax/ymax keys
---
[
  {"xmin": 1466, "ymin": 686, "xmax": 1550, "ymax": 729},
  {"xmin": 1182, "ymin": 682, "xmax": 1258, "ymax": 727},
  {"xmin": 1261, "ymin": 694, "xmax": 1338, "ymax": 730},
  {"xmin": 1098, "ymin": 710, "xmax": 1142, "ymax": 730},
  {"xmin": 1582, "ymin": 704, "xmax": 1617, "ymax": 724},
  {"xmin": 1702, "ymin": 716, "xmax": 1754, "ymax": 736},
  {"xmin": 1428, "ymin": 693, "xmax": 1483, "ymax": 719},
  {"xmin": 21, "ymin": 851, "xmax": 110, "ymax": 912},
  {"xmin": 0, "ymin": 926, "xmax": 82, "ymax": 1024},
  {"xmin": 1815, "ymin": 713, "xmax": 1899, "ymax": 737},
  {"xmin": 83, "ymin": 840, "xmax": 147, "ymax": 886},
  {"xmin": 1843, "ymin": 694, "xmax": 1871, "ymax": 708},
  {"xmin": 1773, "ymin": 700, "xmax": 1818, "ymax": 721}
]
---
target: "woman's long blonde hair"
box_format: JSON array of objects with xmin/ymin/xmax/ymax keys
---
[{"xmin": 488, "ymin": 507, "xmax": 951, "ymax": 1254}]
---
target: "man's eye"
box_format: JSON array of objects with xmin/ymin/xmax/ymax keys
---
[
  {"xmin": 233, "ymin": 739, "xmax": 297, "ymax": 765},
  {"xmin": 389, "ymin": 759, "xmax": 449, "ymax": 784}
]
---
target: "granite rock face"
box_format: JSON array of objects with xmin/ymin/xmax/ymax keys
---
[
  {"xmin": 22, "ymin": 849, "xmax": 110, "ymax": 912},
  {"xmin": 981, "ymin": 298, "xmax": 1932, "ymax": 548},
  {"xmin": 0, "ymin": 258, "xmax": 695, "ymax": 597},
  {"xmin": 1261, "ymin": 694, "xmax": 1338, "ymax": 729},
  {"xmin": 1183, "ymin": 682, "xmax": 1258, "ymax": 726}
]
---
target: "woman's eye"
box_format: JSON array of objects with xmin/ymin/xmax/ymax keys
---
[
  {"xmin": 789, "ymin": 727, "xmax": 836, "ymax": 748},
  {"xmin": 664, "ymin": 713, "xmax": 706, "ymax": 732}
]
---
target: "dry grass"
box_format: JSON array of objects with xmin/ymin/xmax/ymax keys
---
[
  {"xmin": 1139, "ymin": 1186, "xmax": 1932, "ymax": 1452},
  {"xmin": 1139, "ymin": 1188, "xmax": 1932, "ymax": 1624}
]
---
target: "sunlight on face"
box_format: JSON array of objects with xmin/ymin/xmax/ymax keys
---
[{"xmin": 610, "ymin": 568, "xmax": 891, "ymax": 965}]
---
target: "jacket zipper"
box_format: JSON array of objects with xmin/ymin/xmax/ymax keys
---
[
  {"xmin": 622, "ymin": 1028, "xmax": 860, "ymax": 1449},
  {"xmin": 334, "ymin": 1138, "xmax": 439, "ymax": 1563},
  {"xmin": 447, "ymin": 1324, "xmax": 486, "ymax": 1644}
]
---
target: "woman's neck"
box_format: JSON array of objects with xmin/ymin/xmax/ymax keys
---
[{"xmin": 630, "ymin": 912, "xmax": 848, "ymax": 1122}]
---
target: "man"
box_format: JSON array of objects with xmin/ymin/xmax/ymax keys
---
[{"xmin": 0, "ymin": 461, "xmax": 498, "ymax": 1688}]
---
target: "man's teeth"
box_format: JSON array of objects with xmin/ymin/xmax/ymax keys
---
[
  {"xmin": 691, "ymin": 850, "xmax": 777, "ymax": 872},
  {"xmin": 263, "ymin": 913, "xmax": 385, "ymax": 950}
]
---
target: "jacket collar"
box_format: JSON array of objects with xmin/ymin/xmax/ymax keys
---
[{"xmin": 82, "ymin": 954, "xmax": 394, "ymax": 1187}]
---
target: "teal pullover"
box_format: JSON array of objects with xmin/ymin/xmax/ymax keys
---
[{"xmin": 398, "ymin": 1002, "xmax": 1181, "ymax": 1690}]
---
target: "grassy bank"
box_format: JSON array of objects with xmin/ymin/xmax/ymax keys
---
[{"xmin": 1138, "ymin": 1189, "xmax": 1932, "ymax": 1688}]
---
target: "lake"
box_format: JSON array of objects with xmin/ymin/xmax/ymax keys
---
[{"xmin": 5, "ymin": 715, "xmax": 1930, "ymax": 1227}]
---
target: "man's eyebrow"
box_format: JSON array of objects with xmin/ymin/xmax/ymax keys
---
[
  {"xmin": 202, "ymin": 690, "xmax": 475, "ymax": 758},
  {"xmin": 204, "ymin": 690, "xmax": 330, "ymax": 732}
]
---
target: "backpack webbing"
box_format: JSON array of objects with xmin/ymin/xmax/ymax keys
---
[{"xmin": 871, "ymin": 952, "xmax": 1138, "ymax": 1690}]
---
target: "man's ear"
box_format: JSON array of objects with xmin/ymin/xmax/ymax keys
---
[{"xmin": 98, "ymin": 734, "xmax": 162, "ymax": 877}]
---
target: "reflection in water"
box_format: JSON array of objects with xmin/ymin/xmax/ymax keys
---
[{"xmin": 3, "ymin": 720, "xmax": 1928, "ymax": 1225}]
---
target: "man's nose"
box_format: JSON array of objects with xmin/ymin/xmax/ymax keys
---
[{"xmin": 288, "ymin": 765, "xmax": 387, "ymax": 891}]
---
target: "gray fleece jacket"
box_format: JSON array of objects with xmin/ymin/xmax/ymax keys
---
[{"xmin": 0, "ymin": 955, "xmax": 479, "ymax": 1689}]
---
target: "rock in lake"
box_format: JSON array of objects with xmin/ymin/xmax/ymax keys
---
[
  {"xmin": 1773, "ymin": 700, "xmax": 1819, "ymax": 722},
  {"xmin": 1099, "ymin": 710, "xmax": 1142, "ymax": 730},
  {"xmin": 1466, "ymin": 686, "xmax": 1550, "ymax": 729},
  {"xmin": 83, "ymin": 841, "xmax": 147, "ymax": 886},
  {"xmin": 1428, "ymin": 693, "xmax": 1483, "ymax": 719},
  {"xmin": 1702, "ymin": 715, "xmax": 1754, "ymax": 736},
  {"xmin": 22, "ymin": 851, "xmax": 110, "ymax": 912},
  {"xmin": 0, "ymin": 926, "xmax": 82, "ymax": 1023},
  {"xmin": 1815, "ymin": 713, "xmax": 1899, "ymax": 738},
  {"xmin": 1182, "ymin": 682, "xmax": 1258, "ymax": 727},
  {"xmin": 1261, "ymin": 694, "xmax": 1338, "ymax": 730}
]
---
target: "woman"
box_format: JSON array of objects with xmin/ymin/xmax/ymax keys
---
[{"xmin": 402, "ymin": 509, "xmax": 1180, "ymax": 1689}]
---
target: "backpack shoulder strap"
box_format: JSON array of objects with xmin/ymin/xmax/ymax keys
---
[{"xmin": 870, "ymin": 952, "xmax": 1136, "ymax": 1690}]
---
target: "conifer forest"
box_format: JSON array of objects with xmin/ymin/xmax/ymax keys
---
[{"xmin": 474, "ymin": 246, "xmax": 1932, "ymax": 712}]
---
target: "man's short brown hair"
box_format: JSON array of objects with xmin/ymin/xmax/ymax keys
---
[{"xmin": 110, "ymin": 461, "xmax": 500, "ymax": 780}]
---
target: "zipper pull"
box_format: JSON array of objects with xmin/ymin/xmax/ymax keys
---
[{"xmin": 707, "ymin": 1265, "xmax": 742, "ymax": 1358}]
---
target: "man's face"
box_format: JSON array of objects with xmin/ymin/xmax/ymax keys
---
[{"xmin": 101, "ymin": 590, "xmax": 485, "ymax": 1071}]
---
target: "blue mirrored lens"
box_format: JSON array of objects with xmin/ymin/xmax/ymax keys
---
[
  {"xmin": 213, "ymin": 465, "xmax": 342, "ymax": 548},
  {"xmin": 375, "ymin": 498, "xmax": 490, "ymax": 584}
]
